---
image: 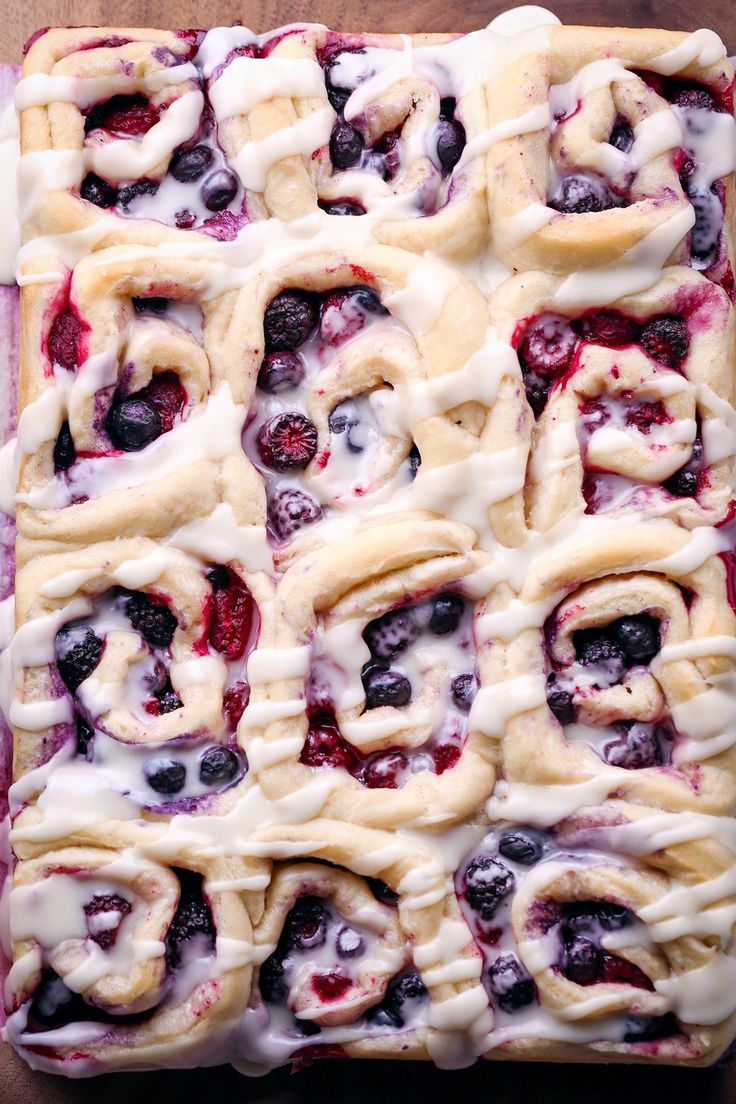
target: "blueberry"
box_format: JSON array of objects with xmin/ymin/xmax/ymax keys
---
[
  {"xmin": 207, "ymin": 565, "xmax": 230, "ymax": 590},
  {"xmin": 408, "ymin": 444, "xmax": 421, "ymax": 477},
  {"xmin": 367, "ymin": 969, "xmax": 427, "ymax": 1029},
  {"xmin": 547, "ymin": 688, "xmax": 575, "ymax": 725},
  {"xmin": 284, "ymin": 897, "xmax": 327, "ymax": 951},
  {"xmin": 463, "ymin": 855, "xmax": 514, "ymax": 920},
  {"xmin": 132, "ymin": 296, "xmax": 169, "ymax": 315},
  {"xmin": 259, "ymin": 952, "xmax": 288, "ymax": 1002},
  {"xmin": 687, "ymin": 182, "xmax": 722, "ymax": 263},
  {"xmin": 170, "ymin": 143, "xmax": 213, "ymax": 182},
  {"xmin": 573, "ymin": 628, "xmax": 623, "ymax": 666},
  {"xmin": 318, "ymin": 200, "xmax": 365, "ymax": 216},
  {"xmin": 155, "ymin": 679, "xmax": 183, "ymax": 714},
  {"xmin": 144, "ymin": 757, "xmax": 186, "ymax": 794},
  {"xmin": 108, "ymin": 396, "xmax": 162, "ymax": 452},
  {"xmin": 264, "ymin": 291, "xmax": 317, "ymax": 352},
  {"xmin": 257, "ymin": 351, "xmax": 305, "ymax": 393},
  {"xmin": 487, "ymin": 954, "xmax": 535, "ymax": 1012},
  {"xmin": 562, "ymin": 934, "xmax": 602, "ymax": 985},
  {"xmin": 363, "ymin": 607, "xmax": 418, "ymax": 660},
  {"xmin": 603, "ymin": 723, "xmax": 662, "ymax": 770},
  {"xmin": 499, "ymin": 829, "xmax": 544, "ymax": 865},
  {"xmin": 80, "ymin": 172, "xmax": 118, "ymax": 208},
  {"xmin": 565, "ymin": 902, "xmax": 630, "ymax": 933},
  {"xmin": 53, "ymin": 420, "xmax": 76, "ymax": 471},
  {"xmin": 436, "ymin": 118, "xmax": 466, "ymax": 172},
  {"xmin": 336, "ymin": 925, "xmax": 365, "ymax": 958},
  {"xmin": 551, "ymin": 173, "xmax": 616, "ymax": 214},
  {"xmin": 329, "ymin": 122, "xmax": 364, "ymax": 170},
  {"xmin": 428, "ymin": 593, "xmax": 464, "ymax": 635},
  {"xmin": 623, "ymin": 1012, "xmax": 679, "ymax": 1043},
  {"xmin": 451, "ymin": 672, "xmax": 476, "ymax": 712},
  {"xmin": 56, "ymin": 626, "xmax": 104, "ymax": 692},
  {"xmin": 362, "ymin": 665, "xmax": 412, "ymax": 709},
  {"xmin": 609, "ymin": 120, "xmax": 634, "ymax": 152},
  {"xmin": 28, "ymin": 971, "xmax": 79, "ymax": 1029},
  {"xmin": 665, "ymin": 466, "xmax": 698, "ymax": 497},
  {"xmin": 613, "ymin": 615, "xmax": 660, "ymax": 664},
  {"xmin": 352, "ymin": 286, "xmax": 388, "ymax": 315},
  {"xmin": 199, "ymin": 746, "xmax": 241, "ymax": 785},
  {"xmin": 126, "ymin": 592, "xmax": 178, "ymax": 647},
  {"xmin": 201, "ymin": 169, "xmax": 238, "ymax": 212}
]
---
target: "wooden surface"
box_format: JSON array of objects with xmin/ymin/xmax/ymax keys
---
[
  {"xmin": 1, "ymin": 0, "xmax": 735, "ymax": 1098},
  {"xmin": 0, "ymin": 0, "xmax": 733, "ymax": 62}
]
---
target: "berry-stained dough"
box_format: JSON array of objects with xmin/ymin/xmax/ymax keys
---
[{"xmin": 1, "ymin": 9, "xmax": 736, "ymax": 1079}]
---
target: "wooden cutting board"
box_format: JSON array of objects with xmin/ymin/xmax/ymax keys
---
[
  {"xmin": 0, "ymin": 0, "xmax": 733, "ymax": 61},
  {"xmin": 1, "ymin": 0, "xmax": 734, "ymax": 1101}
]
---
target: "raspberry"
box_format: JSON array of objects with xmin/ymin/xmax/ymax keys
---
[
  {"xmin": 577, "ymin": 311, "xmax": 639, "ymax": 347},
  {"xmin": 518, "ymin": 314, "xmax": 577, "ymax": 378},
  {"xmin": 84, "ymin": 94, "xmax": 160, "ymax": 136},
  {"xmin": 48, "ymin": 310, "xmax": 85, "ymax": 372},
  {"xmin": 223, "ymin": 681, "xmax": 250, "ymax": 730},
  {"xmin": 301, "ymin": 716, "xmax": 357, "ymax": 770},
  {"xmin": 207, "ymin": 570, "xmax": 255, "ymax": 659},
  {"xmin": 257, "ymin": 412, "xmax": 319, "ymax": 471},
  {"xmin": 140, "ymin": 372, "xmax": 186, "ymax": 432}
]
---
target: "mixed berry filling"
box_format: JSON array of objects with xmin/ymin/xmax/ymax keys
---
[
  {"xmin": 515, "ymin": 310, "xmax": 690, "ymax": 419},
  {"xmin": 545, "ymin": 612, "xmax": 676, "ymax": 770},
  {"xmin": 79, "ymin": 89, "xmax": 244, "ymax": 238},
  {"xmin": 258, "ymin": 887, "xmax": 426, "ymax": 1040},
  {"xmin": 244, "ymin": 284, "xmax": 418, "ymax": 545},
  {"xmin": 456, "ymin": 828, "xmax": 678, "ymax": 1043},
  {"xmin": 53, "ymin": 569, "xmax": 256, "ymax": 809},
  {"xmin": 25, "ymin": 869, "xmax": 215, "ymax": 1034},
  {"xmin": 301, "ymin": 591, "xmax": 475, "ymax": 788}
]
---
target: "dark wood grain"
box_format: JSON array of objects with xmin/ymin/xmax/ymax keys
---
[{"xmin": 0, "ymin": 0, "xmax": 733, "ymax": 62}]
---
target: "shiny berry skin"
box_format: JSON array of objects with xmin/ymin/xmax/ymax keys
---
[
  {"xmin": 577, "ymin": 311, "xmax": 639, "ymax": 347},
  {"xmin": 53, "ymin": 421, "xmax": 76, "ymax": 471},
  {"xmin": 329, "ymin": 123, "xmax": 364, "ymax": 170},
  {"xmin": 436, "ymin": 118, "xmax": 466, "ymax": 172},
  {"xmin": 312, "ymin": 970, "xmax": 351, "ymax": 1001},
  {"xmin": 362, "ymin": 666, "xmax": 412, "ymax": 709},
  {"xmin": 199, "ymin": 746, "xmax": 241, "ymax": 786},
  {"xmin": 284, "ymin": 897, "xmax": 327, "ymax": 950},
  {"xmin": 319, "ymin": 199, "xmax": 366, "ymax": 216},
  {"xmin": 336, "ymin": 925, "xmax": 365, "ymax": 958},
  {"xmin": 364, "ymin": 608, "xmax": 418, "ymax": 660},
  {"xmin": 687, "ymin": 182, "xmax": 722, "ymax": 263},
  {"xmin": 603, "ymin": 723, "xmax": 662, "ymax": 770},
  {"xmin": 665, "ymin": 466, "xmax": 698, "ymax": 498},
  {"xmin": 207, "ymin": 571, "xmax": 255, "ymax": 659},
  {"xmin": 83, "ymin": 893, "xmax": 131, "ymax": 949},
  {"xmin": 428, "ymin": 593, "xmax": 465, "ymax": 635},
  {"xmin": 551, "ymin": 173, "xmax": 616, "ymax": 214},
  {"xmin": 268, "ymin": 487, "xmax": 322, "ymax": 542},
  {"xmin": 170, "ymin": 143, "xmax": 213, "ymax": 182},
  {"xmin": 623, "ymin": 1012, "xmax": 679, "ymax": 1043},
  {"xmin": 257, "ymin": 351, "xmax": 305, "ymax": 394},
  {"xmin": 108, "ymin": 396, "xmax": 162, "ymax": 451},
  {"xmin": 451, "ymin": 672, "xmax": 476, "ymax": 712},
  {"xmin": 360, "ymin": 750, "xmax": 408, "ymax": 789},
  {"xmin": 76, "ymin": 717, "xmax": 94, "ymax": 757},
  {"xmin": 126, "ymin": 592, "xmax": 178, "ymax": 647},
  {"xmin": 609, "ymin": 120, "xmax": 634, "ymax": 152},
  {"xmin": 408, "ymin": 444, "xmax": 421, "ymax": 477},
  {"xmin": 518, "ymin": 315, "xmax": 578, "ymax": 378},
  {"xmin": 639, "ymin": 316, "xmax": 690, "ymax": 369},
  {"xmin": 264, "ymin": 291, "xmax": 317, "ymax": 352},
  {"xmin": 28, "ymin": 972, "xmax": 82, "ymax": 1030},
  {"xmin": 499, "ymin": 829, "xmax": 544, "ymax": 865},
  {"xmin": 257, "ymin": 412, "xmax": 319, "ymax": 471},
  {"xmin": 56, "ymin": 626, "xmax": 104, "ymax": 691},
  {"xmin": 201, "ymin": 169, "xmax": 238, "ymax": 212},
  {"xmin": 613, "ymin": 615, "xmax": 660, "ymax": 663},
  {"xmin": 140, "ymin": 372, "xmax": 186, "ymax": 432},
  {"xmin": 80, "ymin": 172, "xmax": 118, "ymax": 208},
  {"xmin": 144, "ymin": 758, "xmax": 186, "ymax": 795},
  {"xmin": 463, "ymin": 855, "xmax": 514, "ymax": 920},
  {"xmin": 562, "ymin": 934, "xmax": 602, "ymax": 985},
  {"xmin": 547, "ymin": 688, "xmax": 575, "ymax": 725},
  {"xmin": 564, "ymin": 901, "xmax": 630, "ymax": 933},
  {"xmin": 487, "ymin": 954, "xmax": 535, "ymax": 1012}
]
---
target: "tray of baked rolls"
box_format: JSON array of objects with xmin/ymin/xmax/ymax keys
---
[{"xmin": 1, "ymin": 1, "xmax": 735, "ymax": 1102}]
